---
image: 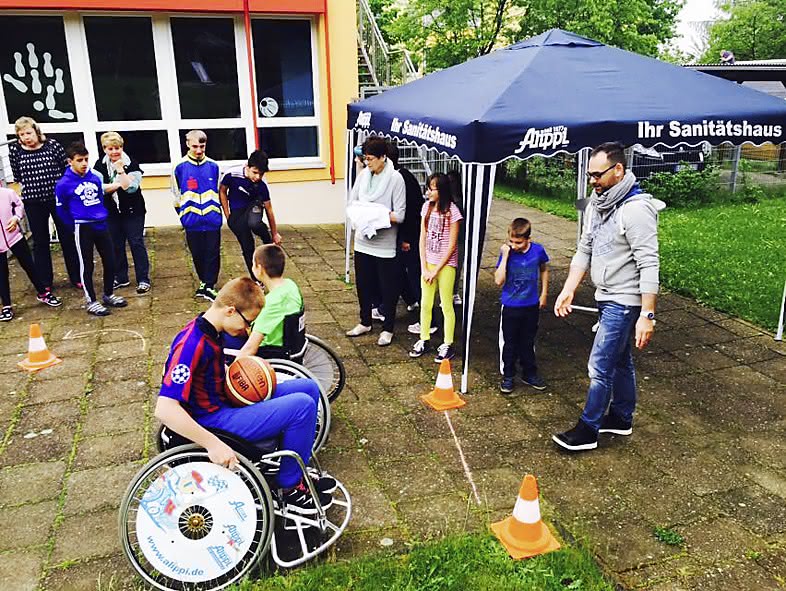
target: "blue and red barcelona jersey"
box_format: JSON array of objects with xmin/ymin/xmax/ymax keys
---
[{"xmin": 159, "ymin": 315, "xmax": 230, "ymax": 417}]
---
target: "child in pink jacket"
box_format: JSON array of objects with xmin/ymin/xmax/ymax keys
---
[{"xmin": 1, "ymin": 187, "xmax": 62, "ymax": 321}]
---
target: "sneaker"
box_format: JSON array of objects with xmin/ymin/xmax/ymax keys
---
[
  {"xmin": 371, "ymin": 307, "xmax": 385, "ymax": 321},
  {"xmin": 521, "ymin": 375, "xmax": 547, "ymax": 391},
  {"xmin": 599, "ymin": 414, "xmax": 633, "ymax": 436},
  {"xmin": 113, "ymin": 279, "xmax": 130, "ymax": 289},
  {"xmin": 409, "ymin": 339, "xmax": 430, "ymax": 358},
  {"xmin": 86, "ymin": 301, "xmax": 111, "ymax": 316},
  {"xmin": 36, "ymin": 291, "xmax": 62, "ymax": 307},
  {"xmin": 408, "ymin": 322, "xmax": 437, "ymax": 335},
  {"xmin": 280, "ymin": 481, "xmax": 333, "ymax": 515},
  {"xmin": 203, "ymin": 286, "xmax": 218, "ymax": 302},
  {"xmin": 552, "ymin": 420, "xmax": 598, "ymax": 452},
  {"xmin": 499, "ymin": 376, "xmax": 515, "ymax": 394},
  {"xmin": 453, "ymin": 293, "xmax": 462, "ymax": 305},
  {"xmin": 136, "ymin": 281, "xmax": 151, "ymax": 294},
  {"xmin": 72, "ymin": 281, "xmax": 84, "ymax": 290},
  {"xmin": 434, "ymin": 343, "xmax": 455, "ymax": 363},
  {"xmin": 103, "ymin": 294, "xmax": 128, "ymax": 308},
  {"xmin": 377, "ymin": 331, "xmax": 393, "ymax": 346},
  {"xmin": 311, "ymin": 474, "xmax": 338, "ymax": 495},
  {"xmin": 406, "ymin": 302, "xmax": 419, "ymax": 312},
  {"xmin": 194, "ymin": 283, "xmax": 208, "ymax": 300},
  {"xmin": 346, "ymin": 323, "xmax": 372, "ymax": 337},
  {"xmin": 0, "ymin": 306, "xmax": 13, "ymax": 322}
]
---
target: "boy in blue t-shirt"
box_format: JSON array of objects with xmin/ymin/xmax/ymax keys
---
[
  {"xmin": 494, "ymin": 218, "xmax": 550, "ymax": 395},
  {"xmin": 55, "ymin": 142, "xmax": 129, "ymax": 316},
  {"xmin": 219, "ymin": 150, "xmax": 281, "ymax": 282}
]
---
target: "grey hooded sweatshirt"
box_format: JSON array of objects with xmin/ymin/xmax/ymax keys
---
[{"xmin": 571, "ymin": 176, "xmax": 665, "ymax": 307}]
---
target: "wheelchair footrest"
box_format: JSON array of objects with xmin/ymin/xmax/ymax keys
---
[{"xmin": 269, "ymin": 476, "xmax": 352, "ymax": 568}]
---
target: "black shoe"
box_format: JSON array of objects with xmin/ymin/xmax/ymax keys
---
[
  {"xmin": 409, "ymin": 339, "xmax": 430, "ymax": 358},
  {"xmin": 280, "ymin": 482, "xmax": 333, "ymax": 515},
  {"xmin": 499, "ymin": 376, "xmax": 515, "ymax": 394},
  {"xmin": 113, "ymin": 279, "xmax": 130, "ymax": 289},
  {"xmin": 521, "ymin": 374, "xmax": 547, "ymax": 390},
  {"xmin": 434, "ymin": 343, "xmax": 455, "ymax": 363},
  {"xmin": 103, "ymin": 294, "xmax": 128, "ymax": 308},
  {"xmin": 552, "ymin": 420, "xmax": 598, "ymax": 452},
  {"xmin": 311, "ymin": 474, "xmax": 338, "ymax": 494},
  {"xmin": 599, "ymin": 414, "xmax": 633, "ymax": 436}
]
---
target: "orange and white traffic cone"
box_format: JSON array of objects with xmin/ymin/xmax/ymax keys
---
[
  {"xmin": 421, "ymin": 358, "xmax": 465, "ymax": 411},
  {"xmin": 491, "ymin": 474, "xmax": 561, "ymax": 559},
  {"xmin": 18, "ymin": 323, "xmax": 62, "ymax": 372}
]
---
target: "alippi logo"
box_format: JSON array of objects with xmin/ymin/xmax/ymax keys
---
[
  {"xmin": 355, "ymin": 111, "xmax": 371, "ymax": 129},
  {"xmin": 514, "ymin": 125, "xmax": 569, "ymax": 153}
]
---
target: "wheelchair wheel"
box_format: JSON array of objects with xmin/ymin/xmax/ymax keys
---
[
  {"xmin": 119, "ymin": 445, "xmax": 274, "ymax": 591},
  {"xmin": 303, "ymin": 334, "xmax": 346, "ymax": 403},
  {"xmin": 267, "ymin": 359, "xmax": 331, "ymax": 454}
]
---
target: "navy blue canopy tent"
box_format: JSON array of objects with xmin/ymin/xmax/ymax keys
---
[{"xmin": 345, "ymin": 29, "xmax": 786, "ymax": 392}]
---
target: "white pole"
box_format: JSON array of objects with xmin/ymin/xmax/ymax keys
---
[{"xmin": 776, "ymin": 278, "xmax": 786, "ymax": 341}]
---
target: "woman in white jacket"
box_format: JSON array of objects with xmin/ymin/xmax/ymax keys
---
[{"xmin": 345, "ymin": 137, "xmax": 406, "ymax": 346}]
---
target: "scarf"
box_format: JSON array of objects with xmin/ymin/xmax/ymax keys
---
[
  {"xmin": 593, "ymin": 170, "xmax": 637, "ymax": 222},
  {"xmin": 101, "ymin": 152, "xmax": 132, "ymax": 183},
  {"xmin": 357, "ymin": 158, "xmax": 395, "ymax": 205}
]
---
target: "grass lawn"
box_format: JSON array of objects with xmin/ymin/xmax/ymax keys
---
[
  {"xmin": 495, "ymin": 183, "xmax": 786, "ymax": 332},
  {"xmin": 236, "ymin": 534, "xmax": 614, "ymax": 591}
]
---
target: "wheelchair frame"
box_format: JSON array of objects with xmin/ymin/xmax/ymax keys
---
[{"xmin": 119, "ymin": 359, "xmax": 351, "ymax": 590}]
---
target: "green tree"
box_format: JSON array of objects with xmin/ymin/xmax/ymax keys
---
[
  {"xmin": 386, "ymin": 0, "xmax": 514, "ymax": 71},
  {"xmin": 703, "ymin": 0, "xmax": 786, "ymax": 61},
  {"xmin": 513, "ymin": 0, "xmax": 683, "ymax": 57}
]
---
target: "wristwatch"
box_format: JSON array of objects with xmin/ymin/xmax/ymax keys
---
[{"xmin": 640, "ymin": 311, "xmax": 655, "ymax": 321}]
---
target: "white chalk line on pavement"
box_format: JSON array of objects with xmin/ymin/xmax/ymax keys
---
[{"xmin": 443, "ymin": 410, "xmax": 481, "ymax": 505}]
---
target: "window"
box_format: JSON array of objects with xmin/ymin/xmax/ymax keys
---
[
  {"xmin": 258, "ymin": 127, "xmax": 318, "ymax": 159},
  {"xmin": 1, "ymin": 16, "xmax": 77, "ymax": 123},
  {"xmin": 95, "ymin": 130, "xmax": 169, "ymax": 164},
  {"xmin": 179, "ymin": 128, "xmax": 246, "ymax": 161},
  {"xmin": 252, "ymin": 19, "xmax": 314, "ymax": 118},
  {"xmin": 171, "ymin": 17, "xmax": 240, "ymax": 119},
  {"xmin": 84, "ymin": 16, "xmax": 161, "ymax": 121}
]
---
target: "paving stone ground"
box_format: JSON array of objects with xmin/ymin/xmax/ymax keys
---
[{"xmin": 1, "ymin": 199, "xmax": 785, "ymax": 590}]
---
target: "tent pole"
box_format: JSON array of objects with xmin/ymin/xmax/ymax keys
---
[
  {"xmin": 729, "ymin": 145, "xmax": 742, "ymax": 193},
  {"xmin": 575, "ymin": 148, "xmax": 590, "ymax": 246},
  {"xmin": 344, "ymin": 129, "xmax": 356, "ymax": 283}
]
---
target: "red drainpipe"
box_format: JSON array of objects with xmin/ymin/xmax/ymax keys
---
[
  {"xmin": 243, "ymin": 0, "xmax": 260, "ymax": 149},
  {"xmin": 323, "ymin": 0, "xmax": 336, "ymax": 183}
]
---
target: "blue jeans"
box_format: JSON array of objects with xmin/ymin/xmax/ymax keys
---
[
  {"xmin": 197, "ymin": 378, "xmax": 319, "ymax": 488},
  {"xmin": 580, "ymin": 301, "xmax": 640, "ymax": 431},
  {"xmin": 109, "ymin": 214, "xmax": 150, "ymax": 284}
]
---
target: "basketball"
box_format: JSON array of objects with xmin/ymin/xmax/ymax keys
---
[{"xmin": 225, "ymin": 357, "xmax": 277, "ymax": 406}]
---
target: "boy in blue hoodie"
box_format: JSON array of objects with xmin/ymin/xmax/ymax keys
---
[{"xmin": 55, "ymin": 142, "xmax": 129, "ymax": 316}]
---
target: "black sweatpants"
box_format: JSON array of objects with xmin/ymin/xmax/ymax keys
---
[
  {"xmin": 25, "ymin": 200, "xmax": 81, "ymax": 287},
  {"xmin": 0, "ymin": 237, "xmax": 47, "ymax": 306},
  {"xmin": 227, "ymin": 206, "xmax": 271, "ymax": 280},
  {"xmin": 499, "ymin": 304, "xmax": 540, "ymax": 378},
  {"xmin": 354, "ymin": 251, "xmax": 399, "ymax": 332},
  {"xmin": 186, "ymin": 229, "xmax": 221, "ymax": 288},
  {"xmin": 75, "ymin": 222, "xmax": 115, "ymax": 302},
  {"xmin": 398, "ymin": 242, "xmax": 421, "ymax": 308}
]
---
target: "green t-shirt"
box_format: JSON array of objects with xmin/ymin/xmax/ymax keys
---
[{"xmin": 251, "ymin": 278, "xmax": 303, "ymax": 347}]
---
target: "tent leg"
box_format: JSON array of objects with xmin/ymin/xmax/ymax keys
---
[
  {"xmin": 729, "ymin": 145, "xmax": 742, "ymax": 193},
  {"xmin": 344, "ymin": 129, "xmax": 357, "ymax": 283},
  {"xmin": 575, "ymin": 148, "xmax": 590, "ymax": 247}
]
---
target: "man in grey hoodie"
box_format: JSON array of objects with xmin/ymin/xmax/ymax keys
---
[{"xmin": 552, "ymin": 142, "xmax": 665, "ymax": 452}]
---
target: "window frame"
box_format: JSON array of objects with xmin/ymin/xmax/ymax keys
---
[{"xmin": 0, "ymin": 11, "xmax": 325, "ymax": 176}]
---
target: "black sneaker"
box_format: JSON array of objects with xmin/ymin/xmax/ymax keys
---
[
  {"xmin": 86, "ymin": 301, "xmax": 111, "ymax": 316},
  {"xmin": 599, "ymin": 414, "xmax": 633, "ymax": 436},
  {"xmin": 521, "ymin": 374, "xmax": 547, "ymax": 391},
  {"xmin": 311, "ymin": 474, "xmax": 338, "ymax": 495},
  {"xmin": 552, "ymin": 420, "xmax": 598, "ymax": 452},
  {"xmin": 434, "ymin": 343, "xmax": 455, "ymax": 363},
  {"xmin": 280, "ymin": 482, "xmax": 333, "ymax": 515},
  {"xmin": 499, "ymin": 376, "xmax": 515, "ymax": 394},
  {"xmin": 409, "ymin": 339, "xmax": 430, "ymax": 358},
  {"xmin": 195, "ymin": 283, "xmax": 208, "ymax": 300},
  {"xmin": 0, "ymin": 306, "xmax": 13, "ymax": 322},
  {"xmin": 36, "ymin": 290, "xmax": 62, "ymax": 307},
  {"xmin": 113, "ymin": 279, "xmax": 130, "ymax": 289},
  {"xmin": 203, "ymin": 286, "xmax": 218, "ymax": 302},
  {"xmin": 103, "ymin": 294, "xmax": 128, "ymax": 308},
  {"xmin": 136, "ymin": 281, "xmax": 151, "ymax": 294}
]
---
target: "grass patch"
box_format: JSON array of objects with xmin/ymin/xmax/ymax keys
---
[
  {"xmin": 496, "ymin": 184, "xmax": 786, "ymax": 332},
  {"xmin": 495, "ymin": 184, "xmax": 578, "ymax": 221},
  {"xmin": 653, "ymin": 526, "xmax": 684, "ymax": 547},
  {"xmin": 236, "ymin": 534, "xmax": 613, "ymax": 591}
]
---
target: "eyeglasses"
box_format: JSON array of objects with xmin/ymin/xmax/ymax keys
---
[
  {"xmin": 586, "ymin": 164, "xmax": 617, "ymax": 180},
  {"xmin": 236, "ymin": 308, "xmax": 253, "ymax": 334}
]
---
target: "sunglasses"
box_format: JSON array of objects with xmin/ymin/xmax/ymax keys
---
[{"xmin": 586, "ymin": 164, "xmax": 617, "ymax": 180}]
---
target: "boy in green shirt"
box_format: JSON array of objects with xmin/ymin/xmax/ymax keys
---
[{"xmin": 239, "ymin": 244, "xmax": 303, "ymax": 356}]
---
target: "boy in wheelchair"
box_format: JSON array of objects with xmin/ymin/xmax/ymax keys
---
[
  {"xmin": 237, "ymin": 244, "xmax": 303, "ymax": 359},
  {"xmin": 155, "ymin": 277, "xmax": 335, "ymax": 515}
]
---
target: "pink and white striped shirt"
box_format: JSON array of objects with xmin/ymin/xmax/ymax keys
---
[{"xmin": 421, "ymin": 201, "xmax": 463, "ymax": 267}]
